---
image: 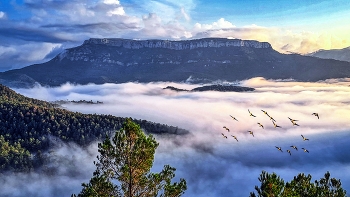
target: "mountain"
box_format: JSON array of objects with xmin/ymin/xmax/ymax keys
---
[
  {"xmin": 306, "ymin": 47, "xmax": 350, "ymax": 62},
  {"xmin": 2, "ymin": 38, "xmax": 350, "ymax": 88},
  {"xmin": 0, "ymin": 84, "xmax": 188, "ymax": 172}
]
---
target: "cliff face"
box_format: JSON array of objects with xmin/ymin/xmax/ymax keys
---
[
  {"xmin": 83, "ymin": 38, "xmax": 272, "ymax": 50},
  {"xmin": 1, "ymin": 38, "xmax": 350, "ymax": 88}
]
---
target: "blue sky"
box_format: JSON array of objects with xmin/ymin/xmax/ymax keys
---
[{"xmin": 0, "ymin": 0, "xmax": 350, "ymax": 71}]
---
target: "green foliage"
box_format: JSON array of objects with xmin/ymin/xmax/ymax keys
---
[
  {"xmin": 0, "ymin": 135, "xmax": 32, "ymax": 172},
  {"xmin": 0, "ymin": 84, "xmax": 188, "ymax": 172},
  {"xmin": 75, "ymin": 119, "xmax": 187, "ymax": 197},
  {"xmin": 250, "ymin": 171, "xmax": 347, "ymax": 197}
]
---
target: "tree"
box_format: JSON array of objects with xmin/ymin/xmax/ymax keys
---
[
  {"xmin": 249, "ymin": 171, "xmax": 285, "ymax": 197},
  {"xmin": 74, "ymin": 119, "xmax": 187, "ymax": 197},
  {"xmin": 250, "ymin": 171, "xmax": 347, "ymax": 197}
]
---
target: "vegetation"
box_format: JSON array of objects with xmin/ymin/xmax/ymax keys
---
[
  {"xmin": 250, "ymin": 171, "xmax": 347, "ymax": 197},
  {"xmin": 0, "ymin": 84, "xmax": 188, "ymax": 172},
  {"xmin": 74, "ymin": 119, "xmax": 187, "ymax": 197}
]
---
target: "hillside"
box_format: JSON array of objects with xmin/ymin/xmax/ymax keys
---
[
  {"xmin": 0, "ymin": 84, "xmax": 188, "ymax": 172},
  {"xmin": 306, "ymin": 47, "xmax": 350, "ymax": 62},
  {"xmin": 2, "ymin": 38, "xmax": 350, "ymax": 88}
]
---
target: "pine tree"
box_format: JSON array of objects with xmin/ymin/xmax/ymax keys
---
[{"xmin": 74, "ymin": 119, "xmax": 187, "ymax": 197}]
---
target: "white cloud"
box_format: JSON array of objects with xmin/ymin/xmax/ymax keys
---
[
  {"xmin": 12, "ymin": 78, "xmax": 350, "ymax": 196},
  {"xmin": 107, "ymin": 7, "xmax": 125, "ymax": 16},
  {"xmin": 103, "ymin": 0, "xmax": 120, "ymax": 5},
  {"xmin": 0, "ymin": 11, "xmax": 5, "ymax": 19}
]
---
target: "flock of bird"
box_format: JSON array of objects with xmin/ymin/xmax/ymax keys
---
[{"xmin": 221, "ymin": 109, "xmax": 320, "ymax": 156}]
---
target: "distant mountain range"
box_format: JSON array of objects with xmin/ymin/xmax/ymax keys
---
[
  {"xmin": 1, "ymin": 38, "xmax": 350, "ymax": 88},
  {"xmin": 306, "ymin": 47, "xmax": 350, "ymax": 62}
]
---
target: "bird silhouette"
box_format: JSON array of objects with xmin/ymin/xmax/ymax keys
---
[
  {"xmin": 302, "ymin": 148, "xmax": 309, "ymax": 153},
  {"xmin": 287, "ymin": 150, "xmax": 292, "ymax": 155},
  {"xmin": 272, "ymin": 121, "xmax": 282, "ymax": 128},
  {"xmin": 268, "ymin": 115, "xmax": 276, "ymax": 122},
  {"xmin": 248, "ymin": 130, "xmax": 254, "ymax": 137},
  {"xmin": 223, "ymin": 126, "xmax": 230, "ymax": 132},
  {"xmin": 221, "ymin": 133, "xmax": 228, "ymax": 139},
  {"xmin": 257, "ymin": 122, "xmax": 264, "ymax": 129},
  {"xmin": 231, "ymin": 135, "xmax": 238, "ymax": 142},
  {"xmin": 301, "ymin": 135, "xmax": 309, "ymax": 141},
  {"xmin": 290, "ymin": 145, "xmax": 298, "ymax": 151},
  {"xmin": 261, "ymin": 110, "xmax": 269, "ymax": 116},
  {"xmin": 288, "ymin": 117, "xmax": 299, "ymax": 126},
  {"xmin": 248, "ymin": 109, "xmax": 256, "ymax": 117},
  {"xmin": 312, "ymin": 113, "xmax": 319, "ymax": 119},
  {"xmin": 275, "ymin": 146, "xmax": 283, "ymax": 152},
  {"xmin": 229, "ymin": 115, "xmax": 238, "ymax": 121}
]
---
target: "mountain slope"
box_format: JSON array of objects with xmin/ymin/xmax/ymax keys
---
[
  {"xmin": 0, "ymin": 84, "xmax": 188, "ymax": 172},
  {"xmin": 306, "ymin": 47, "xmax": 350, "ymax": 62},
  {"xmin": 1, "ymin": 38, "xmax": 350, "ymax": 88}
]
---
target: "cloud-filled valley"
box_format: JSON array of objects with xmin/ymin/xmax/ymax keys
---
[{"xmin": 3, "ymin": 77, "xmax": 350, "ymax": 196}]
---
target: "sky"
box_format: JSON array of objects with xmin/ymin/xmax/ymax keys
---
[
  {"xmin": 0, "ymin": 0, "xmax": 350, "ymax": 71},
  {"xmin": 3, "ymin": 77, "xmax": 350, "ymax": 196}
]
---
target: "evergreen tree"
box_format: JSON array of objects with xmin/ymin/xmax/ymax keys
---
[
  {"xmin": 74, "ymin": 119, "xmax": 187, "ymax": 197},
  {"xmin": 250, "ymin": 171, "xmax": 347, "ymax": 197}
]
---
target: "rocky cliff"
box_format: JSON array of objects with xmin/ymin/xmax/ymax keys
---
[{"xmin": 1, "ymin": 38, "xmax": 350, "ymax": 88}]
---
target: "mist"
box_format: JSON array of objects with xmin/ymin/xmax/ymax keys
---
[{"xmin": 5, "ymin": 77, "xmax": 350, "ymax": 196}]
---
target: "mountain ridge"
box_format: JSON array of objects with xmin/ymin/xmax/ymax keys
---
[
  {"xmin": 306, "ymin": 47, "xmax": 350, "ymax": 62},
  {"xmin": 1, "ymin": 37, "xmax": 350, "ymax": 88}
]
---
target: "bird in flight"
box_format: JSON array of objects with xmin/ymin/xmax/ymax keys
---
[
  {"xmin": 268, "ymin": 114, "xmax": 276, "ymax": 122},
  {"xmin": 272, "ymin": 121, "xmax": 282, "ymax": 128},
  {"xmin": 231, "ymin": 135, "xmax": 238, "ymax": 142},
  {"xmin": 261, "ymin": 110, "xmax": 269, "ymax": 116},
  {"xmin": 248, "ymin": 109, "xmax": 256, "ymax": 117},
  {"xmin": 302, "ymin": 148, "xmax": 309, "ymax": 153},
  {"xmin": 223, "ymin": 126, "xmax": 230, "ymax": 132},
  {"xmin": 287, "ymin": 150, "xmax": 292, "ymax": 156},
  {"xmin": 229, "ymin": 115, "xmax": 238, "ymax": 121},
  {"xmin": 221, "ymin": 133, "xmax": 228, "ymax": 139},
  {"xmin": 257, "ymin": 122, "xmax": 264, "ymax": 129},
  {"xmin": 288, "ymin": 117, "xmax": 299, "ymax": 126},
  {"xmin": 248, "ymin": 130, "xmax": 254, "ymax": 137},
  {"xmin": 290, "ymin": 145, "xmax": 298, "ymax": 151},
  {"xmin": 275, "ymin": 146, "xmax": 283, "ymax": 152},
  {"xmin": 312, "ymin": 113, "xmax": 319, "ymax": 119},
  {"xmin": 301, "ymin": 135, "xmax": 309, "ymax": 141}
]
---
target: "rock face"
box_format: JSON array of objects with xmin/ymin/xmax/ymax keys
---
[
  {"xmin": 1, "ymin": 37, "xmax": 350, "ymax": 88},
  {"xmin": 84, "ymin": 38, "xmax": 272, "ymax": 50},
  {"xmin": 306, "ymin": 47, "xmax": 350, "ymax": 62}
]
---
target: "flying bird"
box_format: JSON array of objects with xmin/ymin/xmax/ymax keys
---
[
  {"xmin": 312, "ymin": 113, "xmax": 319, "ymax": 119},
  {"xmin": 257, "ymin": 122, "xmax": 264, "ymax": 129},
  {"xmin": 290, "ymin": 145, "xmax": 298, "ymax": 151},
  {"xmin": 302, "ymin": 148, "xmax": 309, "ymax": 153},
  {"xmin": 301, "ymin": 135, "xmax": 309, "ymax": 141},
  {"xmin": 272, "ymin": 121, "xmax": 282, "ymax": 128},
  {"xmin": 268, "ymin": 115, "xmax": 276, "ymax": 122},
  {"xmin": 221, "ymin": 133, "xmax": 228, "ymax": 139},
  {"xmin": 231, "ymin": 135, "xmax": 238, "ymax": 142},
  {"xmin": 287, "ymin": 150, "xmax": 292, "ymax": 155},
  {"xmin": 223, "ymin": 126, "xmax": 230, "ymax": 132},
  {"xmin": 275, "ymin": 146, "xmax": 283, "ymax": 152},
  {"xmin": 248, "ymin": 109, "xmax": 256, "ymax": 117},
  {"xmin": 261, "ymin": 110, "xmax": 269, "ymax": 116},
  {"xmin": 288, "ymin": 117, "xmax": 299, "ymax": 126},
  {"xmin": 229, "ymin": 115, "xmax": 238, "ymax": 121},
  {"xmin": 248, "ymin": 130, "xmax": 254, "ymax": 137}
]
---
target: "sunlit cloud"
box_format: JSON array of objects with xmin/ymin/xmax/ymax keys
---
[{"xmin": 11, "ymin": 77, "xmax": 350, "ymax": 196}]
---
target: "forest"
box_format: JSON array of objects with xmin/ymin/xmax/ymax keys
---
[{"xmin": 0, "ymin": 84, "xmax": 188, "ymax": 172}]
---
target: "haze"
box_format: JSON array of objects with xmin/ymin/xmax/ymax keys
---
[{"xmin": 2, "ymin": 77, "xmax": 349, "ymax": 196}]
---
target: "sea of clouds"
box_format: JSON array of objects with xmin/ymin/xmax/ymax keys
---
[{"xmin": 2, "ymin": 77, "xmax": 350, "ymax": 196}]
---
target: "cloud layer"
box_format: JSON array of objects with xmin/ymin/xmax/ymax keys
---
[
  {"xmin": 8, "ymin": 77, "xmax": 350, "ymax": 196},
  {"xmin": 1, "ymin": 0, "xmax": 349, "ymax": 71}
]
